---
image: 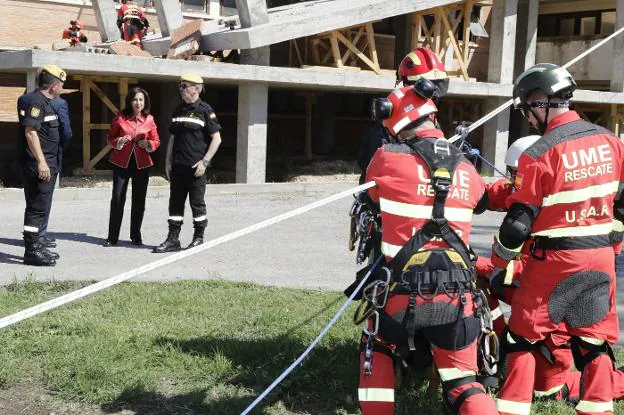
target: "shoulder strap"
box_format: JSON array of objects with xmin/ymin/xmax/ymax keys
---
[{"xmin": 388, "ymin": 137, "xmax": 475, "ymax": 274}]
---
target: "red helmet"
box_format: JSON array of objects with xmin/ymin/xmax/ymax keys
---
[
  {"xmin": 381, "ymin": 86, "xmax": 438, "ymax": 136},
  {"xmin": 397, "ymin": 47, "xmax": 448, "ymax": 85},
  {"xmin": 70, "ymin": 20, "xmax": 84, "ymax": 30}
]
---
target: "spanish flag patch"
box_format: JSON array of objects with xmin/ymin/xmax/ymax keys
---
[{"xmin": 514, "ymin": 173, "xmax": 523, "ymax": 189}]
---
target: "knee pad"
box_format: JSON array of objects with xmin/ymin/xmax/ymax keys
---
[
  {"xmin": 442, "ymin": 375, "xmax": 486, "ymax": 415},
  {"xmin": 423, "ymin": 316, "xmax": 480, "ymax": 351},
  {"xmin": 570, "ymin": 336, "xmax": 615, "ymax": 372},
  {"xmin": 498, "ymin": 329, "xmax": 555, "ymax": 381},
  {"xmin": 548, "ymin": 271, "xmax": 610, "ymax": 328}
]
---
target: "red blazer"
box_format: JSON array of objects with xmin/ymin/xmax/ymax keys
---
[{"xmin": 108, "ymin": 112, "xmax": 160, "ymax": 169}]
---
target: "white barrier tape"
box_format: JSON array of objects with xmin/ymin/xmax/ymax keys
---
[
  {"xmin": 448, "ymin": 25, "xmax": 624, "ymax": 145},
  {"xmin": 0, "ymin": 181, "xmax": 376, "ymax": 330},
  {"xmin": 239, "ymin": 255, "xmax": 383, "ymax": 415}
]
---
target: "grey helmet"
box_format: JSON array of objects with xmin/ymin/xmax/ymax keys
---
[{"xmin": 513, "ymin": 63, "xmax": 576, "ymax": 108}]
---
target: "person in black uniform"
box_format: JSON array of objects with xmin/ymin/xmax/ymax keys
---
[
  {"xmin": 17, "ymin": 64, "xmax": 67, "ymax": 266},
  {"xmin": 153, "ymin": 73, "xmax": 222, "ymax": 253}
]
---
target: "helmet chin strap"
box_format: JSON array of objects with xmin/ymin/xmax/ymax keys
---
[{"xmin": 529, "ymin": 97, "xmax": 551, "ymax": 135}]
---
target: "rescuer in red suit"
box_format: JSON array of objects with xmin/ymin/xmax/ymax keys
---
[
  {"xmin": 356, "ymin": 82, "xmax": 496, "ymax": 415},
  {"xmin": 490, "ymin": 63, "xmax": 624, "ymax": 415}
]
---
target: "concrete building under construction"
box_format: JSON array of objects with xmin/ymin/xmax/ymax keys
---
[{"xmin": 1, "ymin": 0, "xmax": 623, "ymax": 185}]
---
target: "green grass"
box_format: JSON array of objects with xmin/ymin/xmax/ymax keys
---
[{"xmin": 0, "ymin": 279, "xmax": 621, "ymax": 414}]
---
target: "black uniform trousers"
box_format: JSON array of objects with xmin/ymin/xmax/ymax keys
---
[
  {"xmin": 168, "ymin": 164, "xmax": 207, "ymax": 226},
  {"xmin": 23, "ymin": 166, "xmax": 56, "ymax": 234},
  {"xmin": 107, "ymin": 156, "xmax": 150, "ymax": 242}
]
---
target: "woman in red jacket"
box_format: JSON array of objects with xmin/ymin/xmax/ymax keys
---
[{"xmin": 104, "ymin": 86, "xmax": 159, "ymax": 246}]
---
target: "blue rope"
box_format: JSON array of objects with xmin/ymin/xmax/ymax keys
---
[{"xmin": 240, "ymin": 255, "xmax": 384, "ymax": 415}]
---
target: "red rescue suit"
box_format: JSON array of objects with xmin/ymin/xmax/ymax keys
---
[
  {"xmin": 491, "ymin": 111, "xmax": 624, "ymax": 415},
  {"xmin": 360, "ymin": 128, "xmax": 497, "ymax": 415},
  {"xmin": 118, "ymin": 2, "xmax": 147, "ymax": 47}
]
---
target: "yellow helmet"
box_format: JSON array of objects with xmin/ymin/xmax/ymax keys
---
[
  {"xmin": 180, "ymin": 72, "xmax": 203, "ymax": 84},
  {"xmin": 41, "ymin": 64, "xmax": 67, "ymax": 82}
]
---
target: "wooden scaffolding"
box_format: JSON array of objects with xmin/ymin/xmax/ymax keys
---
[{"xmin": 74, "ymin": 75, "xmax": 137, "ymax": 175}]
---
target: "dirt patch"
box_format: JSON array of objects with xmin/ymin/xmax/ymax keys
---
[{"xmin": 0, "ymin": 383, "xmax": 130, "ymax": 415}]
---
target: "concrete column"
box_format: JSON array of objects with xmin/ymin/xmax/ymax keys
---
[
  {"xmin": 26, "ymin": 69, "xmax": 37, "ymax": 92},
  {"xmin": 484, "ymin": 0, "xmax": 517, "ymax": 175},
  {"xmin": 154, "ymin": 0, "xmax": 184, "ymax": 38},
  {"xmin": 235, "ymin": 0, "xmax": 270, "ymax": 183},
  {"xmin": 487, "ymin": 0, "xmax": 518, "ymax": 84},
  {"xmin": 611, "ymin": 0, "xmax": 624, "ymax": 92},
  {"xmin": 91, "ymin": 0, "xmax": 121, "ymax": 42},
  {"xmin": 236, "ymin": 82, "xmax": 268, "ymax": 183},
  {"xmin": 235, "ymin": 0, "xmax": 269, "ymax": 27},
  {"xmin": 483, "ymin": 98, "xmax": 511, "ymax": 176},
  {"xmin": 208, "ymin": 0, "xmax": 220, "ymax": 17},
  {"xmin": 514, "ymin": 0, "xmax": 538, "ymax": 79},
  {"xmin": 236, "ymin": 0, "xmax": 271, "ymax": 65}
]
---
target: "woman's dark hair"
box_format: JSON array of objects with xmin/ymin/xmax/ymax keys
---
[{"xmin": 122, "ymin": 86, "xmax": 150, "ymax": 117}]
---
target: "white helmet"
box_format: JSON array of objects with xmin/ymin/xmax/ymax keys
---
[{"xmin": 505, "ymin": 135, "xmax": 541, "ymax": 168}]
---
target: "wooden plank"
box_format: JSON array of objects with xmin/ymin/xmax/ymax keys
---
[
  {"xmin": 119, "ymin": 78, "xmax": 128, "ymax": 113},
  {"xmin": 412, "ymin": 13, "xmax": 421, "ymax": 48},
  {"xmin": 440, "ymin": 9, "xmax": 463, "ymax": 61},
  {"xmin": 612, "ymin": 104, "xmax": 620, "ymax": 137},
  {"xmin": 89, "ymin": 123, "xmax": 111, "ymax": 130},
  {"xmin": 88, "ymin": 144, "xmax": 112, "ymax": 169},
  {"xmin": 439, "ymin": 6, "xmax": 469, "ymax": 80},
  {"xmin": 365, "ymin": 23, "xmax": 380, "ymax": 71},
  {"xmin": 310, "ymin": 39, "xmax": 321, "ymax": 65},
  {"xmin": 341, "ymin": 27, "xmax": 365, "ymax": 65},
  {"xmin": 334, "ymin": 31, "xmax": 381, "ymax": 74},
  {"xmin": 81, "ymin": 78, "xmax": 91, "ymax": 170},
  {"xmin": 292, "ymin": 39, "xmax": 304, "ymax": 67},
  {"xmin": 434, "ymin": 12, "xmax": 441, "ymax": 54},
  {"xmin": 87, "ymin": 79, "xmax": 119, "ymax": 115},
  {"xmin": 463, "ymin": 0, "xmax": 473, "ymax": 64},
  {"xmin": 330, "ymin": 32, "xmax": 343, "ymax": 68}
]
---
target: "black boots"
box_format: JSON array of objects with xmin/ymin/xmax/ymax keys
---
[
  {"xmin": 23, "ymin": 232, "xmax": 56, "ymax": 266},
  {"xmin": 185, "ymin": 225, "xmax": 205, "ymax": 249},
  {"xmin": 153, "ymin": 220, "xmax": 182, "ymax": 253}
]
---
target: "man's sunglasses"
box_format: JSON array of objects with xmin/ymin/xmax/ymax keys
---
[
  {"xmin": 179, "ymin": 83, "xmax": 194, "ymax": 90},
  {"xmin": 517, "ymin": 100, "xmax": 569, "ymax": 118}
]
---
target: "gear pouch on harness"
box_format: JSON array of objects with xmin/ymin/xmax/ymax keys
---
[{"xmin": 392, "ymin": 248, "xmax": 475, "ymax": 331}]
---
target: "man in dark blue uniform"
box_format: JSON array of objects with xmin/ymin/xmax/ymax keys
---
[
  {"xmin": 38, "ymin": 96, "xmax": 72, "ymax": 249},
  {"xmin": 17, "ymin": 64, "xmax": 67, "ymax": 266},
  {"xmin": 154, "ymin": 73, "xmax": 222, "ymax": 253}
]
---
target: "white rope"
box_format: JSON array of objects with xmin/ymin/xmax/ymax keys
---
[
  {"xmin": 448, "ymin": 25, "xmax": 624, "ymax": 145},
  {"xmin": 239, "ymin": 255, "xmax": 383, "ymax": 415},
  {"xmin": 0, "ymin": 181, "xmax": 375, "ymax": 330}
]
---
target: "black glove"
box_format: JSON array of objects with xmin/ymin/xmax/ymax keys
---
[{"xmin": 488, "ymin": 267, "xmax": 507, "ymax": 298}]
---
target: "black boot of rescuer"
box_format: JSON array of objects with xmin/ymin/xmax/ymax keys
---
[
  {"xmin": 185, "ymin": 225, "xmax": 205, "ymax": 249},
  {"xmin": 153, "ymin": 220, "xmax": 182, "ymax": 253},
  {"xmin": 23, "ymin": 232, "xmax": 56, "ymax": 266}
]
